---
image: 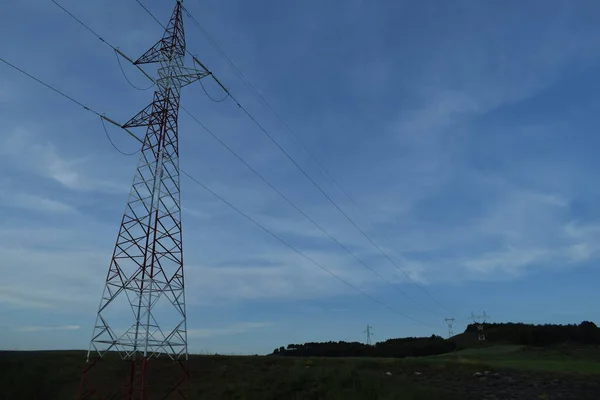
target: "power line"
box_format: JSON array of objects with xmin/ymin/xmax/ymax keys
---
[
  {"xmin": 51, "ymin": 0, "xmax": 111, "ymax": 45},
  {"xmin": 156, "ymin": 1, "xmax": 458, "ymax": 319},
  {"xmin": 180, "ymin": 106, "xmax": 447, "ymax": 316},
  {"xmin": 180, "ymin": 169, "xmax": 436, "ymax": 328},
  {"xmin": 180, "ymin": 6, "xmax": 353, "ymax": 209},
  {"xmin": 52, "ymin": 0, "xmax": 155, "ymax": 84},
  {"xmin": 52, "ymin": 0, "xmax": 447, "ymax": 320},
  {"xmin": 2, "ymin": 22, "xmax": 437, "ymax": 332},
  {"xmin": 134, "ymin": 0, "xmax": 164, "ymax": 28},
  {"xmin": 1, "ymin": 56, "xmax": 96, "ymax": 115},
  {"xmin": 0, "ymin": 55, "xmax": 141, "ymax": 145},
  {"xmin": 114, "ymin": 49, "xmax": 154, "ymax": 91},
  {"xmin": 177, "ymin": 3, "xmax": 465, "ymax": 320},
  {"xmin": 100, "ymin": 116, "xmax": 139, "ymax": 156},
  {"xmin": 133, "ymin": 0, "xmax": 230, "ymax": 96},
  {"xmin": 180, "ymin": 4, "xmax": 356, "ymax": 205},
  {"xmin": 54, "ymin": 0, "xmax": 224, "ymax": 102},
  {"xmin": 229, "ymin": 91, "xmax": 456, "ymax": 316},
  {"xmin": 198, "ymin": 79, "xmax": 229, "ymax": 102}
]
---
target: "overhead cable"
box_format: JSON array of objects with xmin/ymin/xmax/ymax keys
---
[
  {"xmin": 0, "ymin": 53, "xmax": 435, "ymax": 329},
  {"xmin": 53, "ymin": 0, "xmax": 446, "ymax": 318},
  {"xmin": 178, "ymin": 2, "xmax": 460, "ymax": 319}
]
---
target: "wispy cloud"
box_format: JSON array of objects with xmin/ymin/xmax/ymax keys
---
[
  {"xmin": 563, "ymin": 222, "xmax": 600, "ymax": 263},
  {"xmin": 187, "ymin": 322, "xmax": 272, "ymax": 339},
  {"xmin": 0, "ymin": 291, "xmax": 55, "ymax": 309},
  {"xmin": 1, "ymin": 127, "xmax": 85, "ymax": 189},
  {"xmin": 349, "ymin": 168, "xmax": 600, "ymax": 285},
  {"xmin": 185, "ymin": 257, "xmax": 352, "ymax": 304},
  {"xmin": 394, "ymin": 8, "xmax": 600, "ymax": 141},
  {"xmin": 3, "ymin": 0, "xmax": 600, "ymax": 354},
  {"xmin": 0, "ymin": 190, "xmax": 76, "ymax": 214},
  {"xmin": 0, "ymin": 127, "xmax": 127, "ymax": 193},
  {"xmin": 0, "ymin": 236, "xmax": 109, "ymax": 311},
  {"xmin": 16, "ymin": 325, "xmax": 80, "ymax": 332},
  {"xmin": 182, "ymin": 206, "xmax": 212, "ymax": 220},
  {"xmin": 0, "ymin": 283, "xmax": 99, "ymax": 311}
]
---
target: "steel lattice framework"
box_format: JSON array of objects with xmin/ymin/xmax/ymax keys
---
[
  {"xmin": 79, "ymin": 1, "xmax": 209, "ymax": 398},
  {"xmin": 444, "ymin": 318, "xmax": 455, "ymax": 338},
  {"xmin": 470, "ymin": 311, "xmax": 490, "ymax": 342}
]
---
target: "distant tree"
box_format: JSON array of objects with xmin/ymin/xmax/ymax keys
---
[{"xmin": 580, "ymin": 321, "xmax": 597, "ymax": 329}]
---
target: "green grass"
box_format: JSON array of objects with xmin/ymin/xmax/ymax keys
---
[
  {"xmin": 2, "ymin": 345, "xmax": 600, "ymax": 399},
  {"xmin": 186, "ymin": 356, "xmax": 463, "ymax": 400},
  {"xmin": 0, "ymin": 351, "xmax": 462, "ymax": 400},
  {"xmin": 427, "ymin": 344, "xmax": 600, "ymax": 374}
]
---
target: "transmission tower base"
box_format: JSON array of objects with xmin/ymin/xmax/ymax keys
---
[{"xmin": 77, "ymin": 356, "xmax": 189, "ymax": 400}]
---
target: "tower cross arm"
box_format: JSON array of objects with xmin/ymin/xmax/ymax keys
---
[
  {"xmin": 122, "ymin": 102, "xmax": 155, "ymax": 129},
  {"xmin": 174, "ymin": 67, "xmax": 211, "ymax": 87}
]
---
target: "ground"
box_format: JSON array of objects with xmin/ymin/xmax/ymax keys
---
[{"xmin": 1, "ymin": 345, "xmax": 599, "ymax": 399}]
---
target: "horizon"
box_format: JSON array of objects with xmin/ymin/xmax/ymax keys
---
[
  {"xmin": 2, "ymin": 318, "xmax": 597, "ymax": 354},
  {"xmin": 2, "ymin": 0, "xmax": 600, "ymax": 355}
]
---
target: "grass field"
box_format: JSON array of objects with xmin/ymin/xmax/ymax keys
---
[
  {"xmin": 1, "ymin": 345, "xmax": 600, "ymax": 399},
  {"xmin": 0, "ymin": 351, "xmax": 464, "ymax": 400},
  {"xmin": 428, "ymin": 344, "xmax": 600, "ymax": 374}
]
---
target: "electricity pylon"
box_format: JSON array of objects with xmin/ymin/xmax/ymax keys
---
[
  {"xmin": 470, "ymin": 311, "xmax": 489, "ymax": 341},
  {"xmin": 78, "ymin": 1, "xmax": 209, "ymax": 398},
  {"xmin": 444, "ymin": 318, "xmax": 455, "ymax": 338},
  {"xmin": 364, "ymin": 325, "xmax": 374, "ymax": 346}
]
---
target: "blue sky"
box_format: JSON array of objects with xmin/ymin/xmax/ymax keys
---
[{"xmin": 2, "ymin": 0, "xmax": 600, "ymax": 355}]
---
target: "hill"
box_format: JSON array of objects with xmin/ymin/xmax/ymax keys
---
[
  {"xmin": 454, "ymin": 320, "xmax": 600, "ymax": 348},
  {"xmin": 430, "ymin": 344, "xmax": 600, "ymax": 374},
  {"xmin": 272, "ymin": 321, "xmax": 600, "ymax": 359}
]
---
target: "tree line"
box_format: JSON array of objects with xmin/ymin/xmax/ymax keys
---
[
  {"xmin": 271, "ymin": 321, "xmax": 600, "ymax": 358},
  {"xmin": 271, "ymin": 334, "xmax": 455, "ymax": 358},
  {"xmin": 466, "ymin": 320, "xmax": 600, "ymax": 346}
]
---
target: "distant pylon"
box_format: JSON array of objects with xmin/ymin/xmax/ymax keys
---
[
  {"xmin": 78, "ymin": 2, "xmax": 210, "ymax": 398},
  {"xmin": 470, "ymin": 311, "xmax": 489, "ymax": 341},
  {"xmin": 364, "ymin": 325, "xmax": 374, "ymax": 346},
  {"xmin": 444, "ymin": 318, "xmax": 455, "ymax": 338}
]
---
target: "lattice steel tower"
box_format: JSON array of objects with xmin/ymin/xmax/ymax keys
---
[
  {"xmin": 364, "ymin": 325, "xmax": 374, "ymax": 346},
  {"xmin": 470, "ymin": 311, "xmax": 490, "ymax": 342},
  {"xmin": 79, "ymin": 1, "xmax": 209, "ymax": 398},
  {"xmin": 444, "ymin": 318, "xmax": 455, "ymax": 338}
]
